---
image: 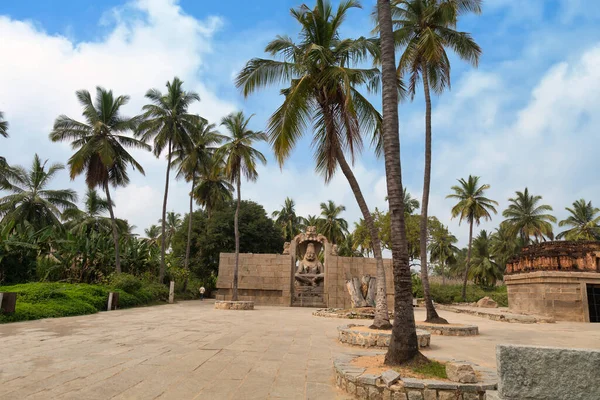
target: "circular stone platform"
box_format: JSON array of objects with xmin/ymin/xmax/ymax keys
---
[
  {"xmin": 214, "ymin": 300, "xmax": 254, "ymax": 310},
  {"xmin": 416, "ymin": 322, "xmax": 478, "ymax": 336},
  {"xmin": 338, "ymin": 324, "xmax": 431, "ymax": 349}
]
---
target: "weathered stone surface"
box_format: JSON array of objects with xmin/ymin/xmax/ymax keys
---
[
  {"xmin": 381, "ymin": 370, "xmax": 401, "ymax": 387},
  {"xmin": 358, "ymin": 374, "xmax": 380, "ymax": 386},
  {"xmin": 438, "ymin": 391, "xmax": 459, "ymax": 400},
  {"xmin": 369, "ymin": 385, "xmax": 383, "ymax": 400},
  {"xmin": 463, "ymin": 392, "xmax": 480, "ymax": 400},
  {"xmin": 337, "ymin": 326, "xmax": 430, "ymax": 349},
  {"xmin": 446, "ymin": 363, "xmax": 478, "ymax": 383},
  {"xmin": 484, "ymin": 391, "xmax": 501, "ymax": 400},
  {"xmin": 214, "ymin": 300, "xmax": 254, "ymax": 310},
  {"xmin": 357, "ymin": 385, "xmax": 368, "ymax": 398},
  {"xmin": 406, "ymin": 390, "xmax": 424, "ymax": 400},
  {"xmin": 423, "ymin": 389, "xmax": 437, "ymax": 400},
  {"xmin": 402, "ymin": 378, "xmax": 425, "ymax": 389},
  {"xmin": 497, "ymin": 344, "xmax": 600, "ymax": 400},
  {"xmin": 476, "ymin": 296, "xmax": 497, "ymax": 308}
]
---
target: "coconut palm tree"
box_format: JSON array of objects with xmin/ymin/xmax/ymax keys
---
[
  {"xmin": 302, "ymin": 214, "xmax": 322, "ymax": 228},
  {"xmin": 236, "ymin": 0, "xmax": 393, "ymax": 330},
  {"xmin": 428, "ymin": 224, "xmax": 458, "ymax": 285},
  {"xmin": 272, "ymin": 197, "xmax": 304, "ymax": 241},
  {"xmin": 194, "ymin": 159, "xmax": 234, "ymax": 219},
  {"xmin": 557, "ymin": 199, "xmax": 600, "ymax": 241},
  {"xmin": 470, "ymin": 230, "xmax": 502, "ymax": 288},
  {"xmin": 353, "ymin": 218, "xmax": 374, "ymax": 256},
  {"xmin": 403, "ymin": 188, "xmax": 420, "ymax": 215},
  {"xmin": 62, "ymin": 189, "xmax": 127, "ymax": 235},
  {"xmin": 318, "ymin": 200, "xmax": 348, "ymax": 245},
  {"xmin": 159, "ymin": 211, "xmax": 182, "ymax": 251},
  {"xmin": 376, "ymin": 0, "xmax": 420, "ymax": 364},
  {"xmin": 387, "ymin": 0, "xmax": 481, "ymax": 323},
  {"xmin": 490, "ymin": 222, "xmax": 521, "ymax": 271},
  {"xmin": 502, "ymin": 188, "xmax": 556, "ymax": 244},
  {"xmin": 0, "ymin": 111, "xmax": 9, "ymax": 188},
  {"xmin": 50, "ymin": 87, "xmax": 149, "ymax": 274},
  {"xmin": 217, "ymin": 111, "xmax": 267, "ymax": 301},
  {"xmin": 172, "ymin": 119, "xmax": 225, "ymax": 270},
  {"xmin": 338, "ymin": 232, "xmax": 363, "ymax": 257},
  {"xmin": 137, "ymin": 77, "xmax": 201, "ymax": 281},
  {"xmin": 0, "ymin": 154, "xmax": 78, "ymax": 230},
  {"xmin": 0, "ymin": 111, "xmax": 7, "ymax": 139},
  {"xmin": 446, "ymin": 175, "xmax": 498, "ymax": 301},
  {"xmin": 144, "ymin": 224, "xmax": 161, "ymax": 247}
]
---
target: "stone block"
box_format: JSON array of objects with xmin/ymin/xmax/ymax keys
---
[
  {"xmin": 497, "ymin": 344, "xmax": 600, "ymax": 400},
  {"xmin": 369, "ymin": 386, "xmax": 383, "ymax": 400},
  {"xmin": 423, "ymin": 389, "xmax": 437, "ymax": 400},
  {"xmin": 462, "ymin": 393, "xmax": 479, "ymax": 400},
  {"xmin": 446, "ymin": 363, "xmax": 477, "ymax": 383},
  {"xmin": 381, "ymin": 370, "xmax": 401, "ymax": 387},
  {"xmin": 402, "ymin": 378, "xmax": 425, "ymax": 389},
  {"xmin": 347, "ymin": 381, "xmax": 357, "ymax": 394},
  {"xmin": 406, "ymin": 390, "xmax": 424, "ymax": 400},
  {"xmin": 357, "ymin": 385, "xmax": 368, "ymax": 398},
  {"xmin": 438, "ymin": 391, "xmax": 459, "ymax": 400}
]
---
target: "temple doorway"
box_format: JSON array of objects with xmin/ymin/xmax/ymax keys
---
[{"xmin": 587, "ymin": 284, "xmax": 600, "ymax": 323}]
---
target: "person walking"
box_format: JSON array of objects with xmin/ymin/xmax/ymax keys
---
[{"xmin": 199, "ymin": 286, "xmax": 205, "ymax": 300}]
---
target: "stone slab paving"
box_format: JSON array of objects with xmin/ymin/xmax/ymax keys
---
[{"xmin": 1, "ymin": 301, "xmax": 600, "ymax": 399}]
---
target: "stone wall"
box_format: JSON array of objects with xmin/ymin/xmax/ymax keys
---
[
  {"xmin": 215, "ymin": 253, "xmax": 293, "ymax": 306},
  {"xmin": 325, "ymin": 255, "xmax": 395, "ymax": 309},
  {"xmin": 506, "ymin": 241, "xmax": 600, "ymax": 274},
  {"xmin": 505, "ymin": 271, "xmax": 600, "ymax": 322}
]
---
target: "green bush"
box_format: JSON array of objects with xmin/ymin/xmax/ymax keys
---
[
  {"xmin": 413, "ymin": 282, "xmax": 508, "ymax": 307},
  {"xmin": 0, "ymin": 281, "xmax": 170, "ymax": 324},
  {"xmin": 109, "ymin": 273, "xmax": 142, "ymax": 294}
]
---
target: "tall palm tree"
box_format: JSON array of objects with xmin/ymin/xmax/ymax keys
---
[
  {"xmin": 338, "ymin": 232, "xmax": 363, "ymax": 257},
  {"xmin": 558, "ymin": 199, "xmax": 600, "ymax": 241},
  {"xmin": 0, "ymin": 154, "xmax": 78, "ymax": 230},
  {"xmin": 194, "ymin": 159, "xmax": 234, "ymax": 219},
  {"xmin": 470, "ymin": 230, "xmax": 502, "ymax": 288},
  {"xmin": 272, "ymin": 197, "xmax": 304, "ymax": 241},
  {"xmin": 237, "ymin": 0, "xmax": 393, "ymax": 330},
  {"xmin": 446, "ymin": 175, "xmax": 498, "ymax": 301},
  {"xmin": 353, "ymin": 218, "xmax": 373, "ymax": 256},
  {"xmin": 159, "ymin": 211, "xmax": 182, "ymax": 251},
  {"xmin": 144, "ymin": 224, "xmax": 161, "ymax": 247},
  {"xmin": 217, "ymin": 111, "xmax": 267, "ymax": 301},
  {"xmin": 403, "ymin": 188, "xmax": 420, "ymax": 215},
  {"xmin": 0, "ymin": 111, "xmax": 7, "ymax": 139},
  {"xmin": 50, "ymin": 87, "xmax": 149, "ymax": 273},
  {"xmin": 377, "ymin": 0, "xmax": 420, "ymax": 363},
  {"xmin": 62, "ymin": 189, "xmax": 126, "ymax": 235},
  {"xmin": 502, "ymin": 188, "xmax": 556, "ymax": 244},
  {"xmin": 389, "ymin": 0, "xmax": 481, "ymax": 323},
  {"xmin": 489, "ymin": 222, "xmax": 521, "ymax": 272},
  {"xmin": 319, "ymin": 200, "xmax": 348, "ymax": 244},
  {"xmin": 137, "ymin": 77, "xmax": 201, "ymax": 281},
  {"xmin": 0, "ymin": 111, "xmax": 9, "ymax": 188},
  {"xmin": 302, "ymin": 214, "xmax": 322, "ymax": 228},
  {"xmin": 172, "ymin": 119, "xmax": 225, "ymax": 270},
  {"xmin": 428, "ymin": 224, "xmax": 458, "ymax": 285}
]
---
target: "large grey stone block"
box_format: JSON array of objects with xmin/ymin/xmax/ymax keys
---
[{"xmin": 497, "ymin": 344, "xmax": 600, "ymax": 400}]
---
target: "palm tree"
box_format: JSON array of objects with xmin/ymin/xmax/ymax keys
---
[
  {"xmin": 338, "ymin": 232, "xmax": 363, "ymax": 257},
  {"xmin": 428, "ymin": 224, "xmax": 458, "ymax": 285},
  {"xmin": 144, "ymin": 224, "xmax": 162, "ymax": 249},
  {"xmin": 319, "ymin": 200, "xmax": 348, "ymax": 245},
  {"xmin": 446, "ymin": 175, "xmax": 498, "ymax": 301},
  {"xmin": 137, "ymin": 77, "xmax": 201, "ymax": 281},
  {"xmin": 272, "ymin": 197, "xmax": 304, "ymax": 241},
  {"xmin": 172, "ymin": 119, "xmax": 225, "ymax": 270},
  {"xmin": 0, "ymin": 111, "xmax": 7, "ymax": 139},
  {"xmin": 470, "ymin": 230, "xmax": 503, "ymax": 288},
  {"xmin": 218, "ymin": 111, "xmax": 267, "ymax": 301},
  {"xmin": 50, "ymin": 87, "xmax": 149, "ymax": 274},
  {"xmin": 502, "ymin": 188, "xmax": 556, "ymax": 244},
  {"xmin": 159, "ymin": 211, "xmax": 182, "ymax": 251},
  {"xmin": 237, "ymin": 0, "xmax": 392, "ymax": 330},
  {"xmin": 353, "ymin": 218, "xmax": 373, "ymax": 256},
  {"xmin": 558, "ymin": 199, "xmax": 600, "ymax": 241},
  {"xmin": 377, "ymin": 0, "xmax": 420, "ymax": 363},
  {"xmin": 62, "ymin": 189, "xmax": 126, "ymax": 235},
  {"xmin": 194, "ymin": 159, "xmax": 234, "ymax": 219},
  {"xmin": 0, "ymin": 111, "xmax": 9, "ymax": 188},
  {"xmin": 388, "ymin": 0, "xmax": 481, "ymax": 323},
  {"xmin": 0, "ymin": 154, "xmax": 78, "ymax": 230},
  {"xmin": 490, "ymin": 222, "xmax": 521, "ymax": 272},
  {"xmin": 302, "ymin": 214, "xmax": 322, "ymax": 228},
  {"xmin": 403, "ymin": 188, "xmax": 420, "ymax": 215}
]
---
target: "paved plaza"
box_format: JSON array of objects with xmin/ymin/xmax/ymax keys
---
[{"xmin": 2, "ymin": 300, "xmax": 600, "ymax": 399}]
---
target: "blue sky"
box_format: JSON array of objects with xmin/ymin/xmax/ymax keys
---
[{"xmin": 1, "ymin": 0, "xmax": 600, "ymax": 246}]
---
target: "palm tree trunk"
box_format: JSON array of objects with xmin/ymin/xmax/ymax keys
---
[
  {"xmin": 442, "ymin": 258, "xmax": 446, "ymax": 285},
  {"xmin": 420, "ymin": 63, "xmax": 447, "ymax": 324},
  {"xmin": 159, "ymin": 139, "xmax": 172, "ymax": 283},
  {"xmin": 336, "ymin": 148, "xmax": 391, "ymax": 330},
  {"xmin": 104, "ymin": 182, "xmax": 121, "ymax": 274},
  {"xmin": 233, "ymin": 173, "xmax": 241, "ymax": 302},
  {"xmin": 377, "ymin": 0, "xmax": 419, "ymax": 365},
  {"xmin": 183, "ymin": 176, "xmax": 195, "ymax": 292},
  {"xmin": 462, "ymin": 220, "xmax": 474, "ymax": 301}
]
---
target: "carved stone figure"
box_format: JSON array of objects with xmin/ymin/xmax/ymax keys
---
[
  {"xmin": 282, "ymin": 242, "xmax": 291, "ymax": 255},
  {"xmin": 295, "ymin": 242, "xmax": 324, "ymax": 287}
]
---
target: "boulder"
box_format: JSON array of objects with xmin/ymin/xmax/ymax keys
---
[
  {"xmin": 476, "ymin": 296, "xmax": 498, "ymax": 308},
  {"xmin": 446, "ymin": 362, "xmax": 478, "ymax": 383}
]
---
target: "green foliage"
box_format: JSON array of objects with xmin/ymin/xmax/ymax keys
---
[
  {"xmin": 109, "ymin": 273, "xmax": 142, "ymax": 293},
  {"xmin": 411, "ymin": 360, "xmax": 447, "ymax": 380},
  {"xmin": 0, "ymin": 282, "xmax": 168, "ymax": 323},
  {"xmin": 412, "ymin": 281, "xmax": 508, "ymax": 307}
]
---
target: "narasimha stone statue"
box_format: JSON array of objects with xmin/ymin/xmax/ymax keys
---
[{"xmin": 295, "ymin": 242, "xmax": 324, "ymax": 286}]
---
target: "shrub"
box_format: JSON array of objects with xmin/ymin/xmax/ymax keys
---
[
  {"xmin": 109, "ymin": 273, "xmax": 142, "ymax": 294},
  {"xmin": 413, "ymin": 282, "xmax": 508, "ymax": 307}
]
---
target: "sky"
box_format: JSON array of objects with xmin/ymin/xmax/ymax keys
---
[{"xmin": 1, "ymin": 0, "xmax": 600, "ymax": 248}]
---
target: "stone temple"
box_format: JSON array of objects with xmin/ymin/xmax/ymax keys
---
[
  {"xmin": 215, "ymin": 226, "xmax": 395, "ymax": 308},
  {"xmin": 505, "ymin": 241, "xmax": 600, "ymax": 322}
]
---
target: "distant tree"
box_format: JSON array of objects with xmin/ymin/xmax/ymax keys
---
[
  {"xmin": 0, "ymin": 111, "xmax": 9, "ymax": 188},
  {"xmin": 272, "ymin": 197, "xmax": 304, "ymax": 241},
  {"xmin": 194, "ymin": 159, "xmax": 234, "ymax": 219},
  {"xmin": 470, "ymin": 230, "xmax": 503, "ymax": 288},
  {"xmin": 353, "ymin": 218, "xmax": 373, "ymax": 257},
  {"xmin": 502, "ymin": 188, "xmax": 556, "ymax": 244},
  {"xmin": 218, "ymin": 111, "xmax": 267, "ymax": 301},
  {"xmin": 159, "ymin": 211, "xmax": 182, "ymax": 251},
  {"xmin": 0, "ymin": 154, "xmax": 77, "ymax": 230},
  {"xmin": 557, "ymin": 199, "xmax": 600, "ymax": 241},
  {"xmin": 428, "ymin": 224, "xmax": 459, "ymax": 285},
  {"xmin": 62, "ymin": 189, "xmax": 127, "ymax": 235},
  {"xmin": 319, "ymin": 200, "xmax": 349, "ymax": 245},
  {"xmin": 137, "ymin": 77, "xmax": 201, "ymax": 281},
  {"xmin": 144, "ymin": 224, "xmax": 161, "ymax": 247},
  {"xmin": 302, "ymin": 214, "xmax": 322, "ymax": 228},
  {"xmin": 50, "ymin": 87, "xmax": 149, "ymax": 273},
  {"xmin": 338, "ymin": 232, "xmax": 363, "ymax": 257},
  {"xmin": 490, "ymin": 222, "xmax": 521, "ymax": 272},
  {"xmin": 447, "ymin": 175, "xmax": 498, "ymax": 301},
  {"xmin": 0, "ymin": 111, "xmax": 7, "ymax": 139}
]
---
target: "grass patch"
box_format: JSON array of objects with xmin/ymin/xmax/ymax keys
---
[
  {"xmin": 352, "ymin": 354, "xmax": 449, "ymax": 381},
  {"xmin": 0, "ymin": 281, "xmax": 169, "ymax": 324},
  {"xmin": 409, "ymin": 359, "xmax": 447, "ymax": 379}
]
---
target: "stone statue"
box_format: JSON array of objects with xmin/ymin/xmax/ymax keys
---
[
  {"xmin": 295, "ymin": 242, "xmax": 324, "ymax": 287},
  {"xmin": 282, "ymin": 242, "xmax": 291, "ymax": 255}
]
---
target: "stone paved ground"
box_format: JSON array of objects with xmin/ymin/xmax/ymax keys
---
[{"xmin": 1, "ymin": 300, "xmax": 599, "ymax": 399}]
